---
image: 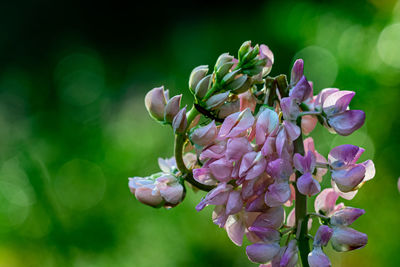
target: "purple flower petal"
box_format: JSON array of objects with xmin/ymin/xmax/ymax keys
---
[
  {"xmin": 328, "ymin": 110, "xmax": 365, "ymax": 136},
  {"xmin": 314, "ymin": 225, "xmax": 333, "ymax": 247},
  {"xmin": 265, "ymin": 181, "xmax": 291, "ymax": 207},
  {"xmin": 330, "ymin": 207, "xmax": 365, "ymax": 227},
  {"xmin": 308, "ymin": 247, "xmax": 331, "ymax": 267},
  {"xmin": 331, "ymin": 227, "xmax": 368, "ymax": 252},
  {"xmin": 297, "ymin": 172, "xmax": 321, "ymax": 196},
  {"xmin": 331, "ymin": 165, "xmax": 366, "ymax": 192},
  {"xmin": 246, "ymin": 243, "xmax": 280, "ymax": 264}
]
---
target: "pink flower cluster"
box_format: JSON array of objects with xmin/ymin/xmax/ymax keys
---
[
  {"xmin": 188, "ymin": 60, "xmax": 374, "ymax": 266},
  {"xmin": 130, "ymin": 41, "xmax": 375, "ymax": 267}
]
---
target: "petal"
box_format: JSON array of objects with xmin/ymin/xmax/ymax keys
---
[
  {"xmin": 252, "ymin": 206, "xmax": 285, "ymax": 229},
  {"xmin": 313, "ymin": 225, "xmax": 333, "ymax": 247},
  {"xmin": 361, "ymin": 160, "xmax": 375, "ymax": 182},
  {"xmin": 290, "ymin": 59, "xmax": 304, "ymax": 86},
  {"xmin": 280, "ymin": 240, "xmax": 298, "ymax": 267},
  {"xmin": 225, "ymin": 214, "xmax": 246, "ymax": 246},
  {"xmin": 322, "ymin": 90, "xmax": 355, "ymax": 116},
  {"xmin": 256, "ymin": 108, "xmax": 279, "ymax": 145},
  {"xmin": 297, "ymin": 173, "xmax": 321, "ymax": 196},
  {"xmin": 314, "ymin": 188, "xmax": 339, "ymax": 215},
  {"xmin": 246, "ymin": 243, "xmax": 280, "ymax": 264},
  {"xmin": 283, "ymin": 120, "xmax": 301, "ymax": 142},
  {"xmin": 212, "ymin": 205, "xmax": 229, "ymax": 227},
  {"xmin": 190, "ymin": 120, "xmax": 218, "ymax": 147},
  {"xmin": 332, "ymin": 165, "xmax": 366, "ymax": 192},
  {"xmin": 265, "ymin": 182, "xmax": 291, "ymax": 207},
  {"xmin": 328, "ymin": 110, "xmax": 366, "ymax": 136},
  {"xmin": 301, "ymin": 115, "xmax": 318, "ymax": 135},
  {"xmin": 331, "ymin": 227, "xmax": 368, "ymax": 252},
  {"xmin": 248, "ymin": 226, "xmax": 280, "ymax": 243},
  {"xmin": 209, "ymin": 158, "xmax": 233, "ymax": 182},
  {"xmin": 289, "ymin": 75, "xmax": 312, "ymax": 103},
  {"xmin": 328, "ymin": 144, "xmax": 364, "ymax": 168},
  {"xmin": 314, "ymin": 88, "xmax": 339, "ymax": 110},
  {"xmin": 308, "ymin": 247, "xmax": 331, "ymax": 267},
  {"xmin": 226, "ymin": 190, "xmax": 243, "ymax": 215},
  {"xmin": 330, "ymin": 207, "xmax": 365, "ymax": 227},
  {"xmin": 226, "ymin": 137, "xmax": 252, "ymax": 161},
  {"xmin": 280, "ymin": 97, "xmax": 299, "ymax": 121}
]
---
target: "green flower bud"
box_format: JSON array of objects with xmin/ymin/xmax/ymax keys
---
[
  {"xmin": 189, "ymin": 65, "xmax": 209, "ymax": 92},
  {"xmin": 226, "ymin": 74, "xmax": 252, "ymax": 94},
  {"xmin": 222, "ymin": 69, "xmax": 240, "ymax": 85},
  {"xmin": 195, "ymin": 74, "xmax": 212, "ymax": 99},
  {"xmin": 238, "ymin": 41, "xmax": 252, "ymax": 61},
  {"xmin": 216, "ymin": 62, "xmax": 235, "ymax": 81},
  {"xmin": 215, "ymin": 53, "xmax": 234, "ymax": 69},
  {"xmin": 205, "ymin": 91, "xmax": 230, "ymax": 109}
]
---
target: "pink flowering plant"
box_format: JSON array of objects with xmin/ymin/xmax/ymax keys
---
[{"xmin": 129, "ymin": 41, "xmax": 375, "ymax": 267}]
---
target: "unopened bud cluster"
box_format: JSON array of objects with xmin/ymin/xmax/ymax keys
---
[{"xmin": 129, "ymin": 41, "xmax": 375, "ymax": 267}]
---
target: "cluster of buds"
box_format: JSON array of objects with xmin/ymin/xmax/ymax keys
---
[{"xmin": 129, "ymin": 41, "xmax": 375, "ymax": 266}]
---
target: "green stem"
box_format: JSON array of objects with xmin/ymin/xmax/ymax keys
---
[
  {"xmin": 293, "ymin": 130, "xmax": 311, "ymax": 267},
  {"xmin": 174, "ymin": 105, "xmax": 215, "ymax": 192}
]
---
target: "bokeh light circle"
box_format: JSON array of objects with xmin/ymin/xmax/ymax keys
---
[
  {"xmin": 377, "ymin": 23, "xmax": 400, "ymax": 69},
  {"xmin": 293, "ymin": 46, "xmax": 338, "ymax": 90},
  {"xmin": 54, "ymin": 159, "xmax": 106, "ymax": 211}
]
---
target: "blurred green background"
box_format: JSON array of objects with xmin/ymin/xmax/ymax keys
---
[{"xmin": 0, "ymin": 0, "xmax": 399, "ymax": 266}]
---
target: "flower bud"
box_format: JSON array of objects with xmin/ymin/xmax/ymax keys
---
[
  {"xmin": 144, "ymin": 86, "xmax": 168, "ymax": 121},
  {"xmin": 331, "ymin": 227, "xmax": 368, "ymax": 252},
  {"xmin": 156, "ymin": 174, "xmax": 184, "ymax": 205},
  {"xmin": 222, "ymin": 69, "xmax": 240, "ymax": 84},
  {"xmin": 259, "ymin": 44, "xmax": 274, "ymax": 76},
  {"xmin": 246, "ymin": 242, "xmax": 280, "ymax": 264},
  {"xmin": 330, "ymin": 207, "xmax": 365, "ymax": 227},
  {"xmin": 134, "ymin": 186, "xmax": 163, "ymax": 207},
  {"xmin": 172, "ymin": 106, "xmax": 187, "ymax": 133},
  {"xmin": 164, "ymin": 94, "xmax": 181, "ymax": 123},
  {"xmin": 314, "ymin": 225, "xmax": 333, "ymax": 247},
  {"xmin": 308, "ymin": 247, "xmax": 331, "ymax": 267},
  {"xmin": 290, "ymin": 59, "xmax": 304, "ymax": 86},
  {"xmin": 205, "ymin": 91, "xmax": 230, "ymax": 109},
  {"xmin": 227, "ymin": 75, "xmax": 252, "ymax": 94},
  {"xmin": 189, "ymin": 65, "xmax": 208, "ymax": 91},
  {"xmin": 279, "ymin": 240, "xmax": 298, "ymax": 267},
  {"xmin": 217, "ymin": 99, "xmax": 240, "ymax": 119},
  {"xmin": 215, "ymin": 53, "xmax": 234, "ymax": 69},
  {"xmin": 216, "ymin": 62, "xmax": 235, "ymax": 80},
  {"xmin": 190, "ymin": 120, "xmax": 218, "ymax": 147},
  {"xmin": 238, "ymin": 40, "xmax": 252, "ymax": 61},
  {"xmin": 195, "ymin": 74, "xmax": 212, "ymax": 99}
]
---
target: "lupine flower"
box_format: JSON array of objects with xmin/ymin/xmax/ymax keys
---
[
  {"xmin": 328, "ymin": 144, "xmax": 375, "ymax": 193},
  {"xmin": 314, "ymin": 188, "xmax": 343, "ymax": 216},
  {"xmin": 190, "ymin": 120, "xmax": 218, "ymax": 147},
  {"xmin": 294, "ymin": 151, "xmax": 321, "ymax": 196},
  {"xmin": 259, "ymin": 44, "xmax": 274, "ymax": 76},
  {"xmin": 319, "ymin": 90, "xmax": 365, "ymax": 135},
  {"xmin": 290, "ymin": 59, "xmax": 304, "ymax": 87},
  {"xmin": 330, "ymin": 226, "xmax": 368, "ymax": 252},
  {"xmin": 164, "ymin": 94, "xmax": 182, "ymax": 123},
  {"xmin": 144, "ymin": 86, "xmax": 168, "ymax": 121},
  {"xmin": 134, "ymin": 41, "xmax": 375, "ymax": 267},
  {"xmin": 314, "ymin": 190, "xmax": 368, "ymax": 252},
  {"xmin": 271, "ymin": 239, "xmax": 298, "ymax": 267},
  {"xmin": 308, "ymin": 225, "xmax": 333, "ymax": 267},
  {"xmin": 303, "ymin": 137, "xmax": 327, "ymax": 182},
  {"xmin": 308, "ymin": 247, "xmax": 331, "ymax": 267},
  {"xmin": 218, "ymin": 108, "xmax": 255, "ymax": 140},
  {"xmin": 172, "ymin": 107, "xmax": 188, "ymax": 133}
]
